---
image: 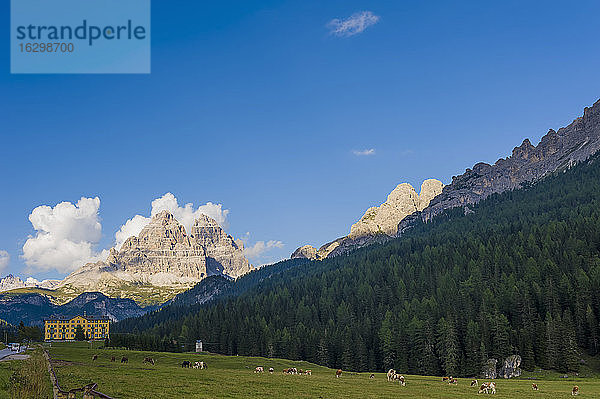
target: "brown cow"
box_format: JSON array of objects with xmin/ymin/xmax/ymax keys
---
[
  {"xmin": 532, "ymin": 383, "xmax": 538, "ymax": 391},
  {"xmin": 110, "ymin": 356, "xmax": 116, "ymax": 362},
  {"xmin": 336, "ymin": 369, "xmax": 342, "ymax": 378},
  {"xmin": 479, "ymin": 382, "xmax": 496, "ymax": 394},
  {"xmin": 143, "ymin": 357, "xmax": 155, "ymax": 365},
  {"xmin": 92, "ymin": 355, "xmax": 98, "ymax": 361},
  {"xmin": 572, "ymin": 386, "xmax": 579, "ymax": 396},
  {"xmin": 394, "ymin": 374, "xmax": 406, "ymax": 386}
]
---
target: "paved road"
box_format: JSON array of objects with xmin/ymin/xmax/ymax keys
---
[{"xmin": 0, "ymin": 345, "xmax": 27, "ymax": 360}]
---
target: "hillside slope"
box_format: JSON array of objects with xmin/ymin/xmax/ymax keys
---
[{"xmin": 113, "ymin": 153, "xmax": 600, "ymax": 377}]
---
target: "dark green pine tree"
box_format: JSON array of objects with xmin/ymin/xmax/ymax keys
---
[
  {"xmin": 585, "ymin": 304, "xmax": 599, "ymax": 355},
  {"xmin": 560, "ymin": 309, "xmax": 580, "ymax": 372},
  {"xmin": 75, "ymin": 325, "xmax": 85, "ymax": 341},
  {"xmin": 436, "ymin": 317, "xmax": 459, "ymax": 376},
  {"xmin": 464, "ymin": 321, "xmax": 482, "ymax": 376}
]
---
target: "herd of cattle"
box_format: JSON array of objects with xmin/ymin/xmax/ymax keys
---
[
  {"xmin": 253, "ymin": 366, "xmax": 312, "ymax": 375},
  {"xmin": 90, "ymin": 354, "xmax": 583, "ymax": 395}
]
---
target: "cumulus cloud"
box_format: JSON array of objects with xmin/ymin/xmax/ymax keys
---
[
  {"xmin": 353, "ymin": 148, "xmax": 376, "ymax": 156},
  {"xmin": 327, "ymin": 11, "xmax": 380, "ymax": 37},
  {"xmin": 243, "ymin": 240, "xmax": 284, "ymax": 260},
  {"xmin": 114, "ymin": 193, "xmax": 230, "ymax": 249},
  {"xmin": 0, "ymin": 251, "xmax": 9, "ymax": 272},
  {"xmin": 22, "ymin": 197, "xmax": 108, "ymax": 274}
]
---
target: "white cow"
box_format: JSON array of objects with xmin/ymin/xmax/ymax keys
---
[{"xmin": 387, "ymin": 369, "xmax": 396, "ymax": 382}]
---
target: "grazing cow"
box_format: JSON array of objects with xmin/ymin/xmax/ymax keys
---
[
  {"xmin": 181, "ymin": 361, "xmax": 191, "ymax": 368},
  {"xmin": 269, "ymin": 367, "xmax": 274, "ymax": 374},
  {"xmin": 194, "ymin": 361, "xmax": 206, "ymax": 369},
  {"xmin": 572, "ymin": 386, "xmax": 579, "ymax": 396},
  {"xmin": 393, "ymin": 374, "xmax": 406, "ymax": 386},
  {"xmin": 532, "ymin": 383, "xmax": 538, "ymax": 391},
  {"xmin": 442, "ymin": 376, "xmax": 450, "ymax": 382},
  {"xmin": 120, "ymin": 357, "xmax": 128, "ymax": 364},
  {"xmin": 92, "ymin": 355, "xmax": 98, "ymax": 361},
  {"xmin": 110, "ymin": 356, "xmax": 116, "ymax": 362},
  {"xmin": 387, "ymin": 369, "xmax": 396, "ymax": 382},
  {"xmin": 292, "ymin": 367, "xmax": 298, "ymax": 375},
  {"xmin": 298, "ymin": 369, "xmax": 304, "ymax": 375},
  {"xmin": 283, "ymin": 368, "xmax": 290, "ymax": 374},
  {"xmin": 143, "ymin": 357, "xmax": 155, "ymax": 365},
  {"xmin": 255, "ymin": 366, "xmax": 264, "ymax": 373},
  {"xmin": 447, "ymin": 377, "xmax": 457, "ymax": 385},
  {"xmin": 479, "ymin": 382, "xmax": 496, "ymax": 394},
  {"xmin": 336, "ymin": 369, "xmax": 342, "ymax": 378},
  {"xmin": 369, "ymin": 373, "xmax": 375, "ymax": 379},
  {"xmin": 471, "ymin": 379, "xmax": 478, "ymax": 387},
  {"xmin": 305, "ymin": 370, "xmax": 312, "ymax": 376}
]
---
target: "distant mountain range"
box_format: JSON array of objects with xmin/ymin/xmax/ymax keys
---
[
  {"xmin": 5, "ymin": 99, "xmax": 600, "ymax": 326},
  {"xmin": 293, "ymin": 99, "xmax": 600, "ymax": 259},
  {"xmin": 0, "ymin": 291, "xmax": 148, "ymax": 326},
  {"xmin": 0, "ymin": 274, "xmax": 61, "ymax": 292}
]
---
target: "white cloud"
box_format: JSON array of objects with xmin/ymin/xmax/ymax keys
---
[
  {"xmin": 22, "ymin": 197, "xmax": 108, "ymax": 274},
  {"xmin": 114, "ymin": 214, "xmax": 150, "ymax": 250},
  {"xmin": 114, "ymin": 193, "xmax": 230, "ymax": 249},
  {"xmin": 353, "ymin": 148, "xmax": 376, "ymax": 156},
  {"xmin": 327, "ymin": 11, "xmax": 380, "ymax": 37},
  {"xmin": 0, "ymin": 251, "xmax": 9, "ymax": 272},
  {"xmin": 243, "ymin": 240, "xmax": 284, "ymax": 259}
]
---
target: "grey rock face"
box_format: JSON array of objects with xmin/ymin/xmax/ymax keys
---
[
  {"xmin": 498, "ymin": 355, "xmax": 522, "ymax": 379},
  {"xmin": 61, "ymin": 211, "xmax": 252, "ymax": 290},
  {"xmin": 419, "ymin": 100, "xmax": 600, "ymax": 222},
  {"xmin": 291, "ymin": 179, "xmax": 443, "ymax": 259},
  {"xmin": 291, "ymin": 245, "xmax": 318, "ymax": 260},
  {"xmin": 190, "ymin": 214, "xmax": 251, "ymax": 278},
  {"xmin": 112, "ymin": 211, "xmax": 209, "ymax": 279},
  {"xmin": 482, "ymin": 358, "xmax": 498, "ymax": 379}
]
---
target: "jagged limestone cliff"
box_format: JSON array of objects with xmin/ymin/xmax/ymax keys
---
[
  {"xmin": 59, "ymin": 211, "xmax": 252, "ymax": 303},
  {"xmin": 292, "ymin": 179, "xmax": 443, "ymax": 260}
]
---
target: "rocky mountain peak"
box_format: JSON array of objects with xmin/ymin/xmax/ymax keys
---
[
  {"xmin": 293, "ymin": 178, "xmax": 443, "ymax": 260},
  {"xmin": 60, "ymin": 212, "xmax": 252, "ymax": 296},
  {"xmin": 417, "ymin": 99, "xmax": 600, "ymax": 223},
  {"xmin": 349, "ymin": 179, "xmax": 443, "ymax": 239}
]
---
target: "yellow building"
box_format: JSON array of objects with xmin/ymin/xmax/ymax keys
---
[{"xmin": 44, "ymin": 315, "xmax": 110, "ymax": 341}]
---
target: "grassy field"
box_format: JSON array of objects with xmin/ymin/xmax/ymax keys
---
[{"xmin": 46, "ymin": 342, "xmax": 600, "ymax": 399}]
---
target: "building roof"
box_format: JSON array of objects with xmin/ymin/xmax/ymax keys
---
[{"xmin": 44, "ymin": 315, "xmax": 110, "ymax": 322}]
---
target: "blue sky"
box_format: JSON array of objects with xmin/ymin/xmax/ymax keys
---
[{"xmin": 2, "ymin": 0, "xmax": 600, "ymax": 280}]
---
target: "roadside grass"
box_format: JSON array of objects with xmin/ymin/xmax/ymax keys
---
[
  {"xmin": 0, "ymin": 347, "xmax": 53, "ymax": 399},
  {"xmin": 44, "ymin": 342, "xmax": 600, "ymax": 399}
]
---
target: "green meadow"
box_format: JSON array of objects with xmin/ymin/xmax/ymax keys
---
[{"xmin": 41, "ymin": 342, "xmax": 600, "ymax": 398}]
